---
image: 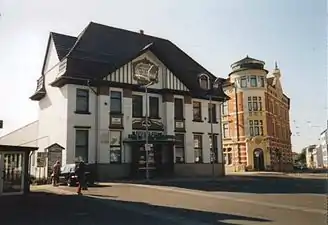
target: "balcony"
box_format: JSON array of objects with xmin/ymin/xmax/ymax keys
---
[{"xmin": 29, "ymin": 76, "xmax": 46, "ymax": 101}]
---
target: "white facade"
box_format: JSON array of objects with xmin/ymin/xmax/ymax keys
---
[
  {"xmin": 312, "ymin": 145, "xmax": 323, "ymax": 168},
  {"xmin": 1, "ymin": 40, "xmax": 224, "ymax": 179},
  {"xmin": 0, "ymin": 121, "xmax": 38, "ymax": 147},
  {"xmin": 319, "ymin": 130, "xmax": 327, "ymax": 167}
]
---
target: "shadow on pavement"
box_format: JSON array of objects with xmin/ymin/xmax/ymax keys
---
[
  {"xmin": 0, "ymin": 191, "xmax": 272, "ymax": 225},
  {"xmin": 124, "ymin": 175, "xmax": 327, "ymax": 194}
]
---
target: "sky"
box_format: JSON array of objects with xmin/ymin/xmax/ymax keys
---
[{"xmin": 0, "ymin": 0, "xmax": 326, "ymax": 152}]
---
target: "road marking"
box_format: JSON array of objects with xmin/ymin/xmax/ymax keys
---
[{"xmin": 106, "ymin": 183, "xmax": 327, "ymax": 215}]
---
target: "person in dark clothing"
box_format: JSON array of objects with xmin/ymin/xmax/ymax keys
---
[
  {"xmin": 53, "ymin": 161, "xmax": 61, "ymax": 186},
  {"xmin": 75, "ymin": 161, "xmax": 87, "ymax": 195}
]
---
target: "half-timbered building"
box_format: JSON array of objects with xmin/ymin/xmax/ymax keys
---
[{"xmin": 4, "ymin": 22, "xmax": 228, "ymax": 180}]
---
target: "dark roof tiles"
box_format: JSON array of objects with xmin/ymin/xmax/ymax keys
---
[{"xmin": 51, "ymin": 22, "xmax": 223, "ymax": 93}]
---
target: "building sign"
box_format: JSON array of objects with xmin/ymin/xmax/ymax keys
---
[
  {"xmin": 129, "ymin": 131, "xmax": 163, "ymax": 140},
  {"xmin": 36, "ymin": 152, "xmax": 47, "ymax": 168},
  {"xmin": 132, "ymin": 58, "xmax": 159, "ymax": 85}
]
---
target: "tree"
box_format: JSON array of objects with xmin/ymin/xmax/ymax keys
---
[{"xmin": 295, "ymin": 148, "xmax": 306, "ymax": 164}]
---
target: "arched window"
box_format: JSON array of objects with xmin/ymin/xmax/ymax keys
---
[{"xmin": 198, "ymin": 74, "xmax": 209, "ymax": 90}]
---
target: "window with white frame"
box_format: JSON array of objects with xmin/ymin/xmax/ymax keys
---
[
  {"xmin": 248, "ymin": 96, "xmax": 262, "ymax": 111},
  {"xmin": 223, "ymin": 148, "xmax": 233, "ymax": 165},
  {"xmin": 249, "ymin": 120, "xmax": 264, "ymax": 136},
  {"xmin": 199, "ymin": 75, "xmax": 209, "ymax": 89},
  {"xmin": 222, "ymin": 101, "xmax": 228, "ymax": 115},
  {"xmin": 240, "ymin": 76, "xmax": 247, "ymax": 88},
  {"xmin": 222, "ymin": 123, "xmax": 229, "ymax": 138},
  {"xmin": 250, "ymin": 76, "xmax": 257, "ymax": 87},
  {"xmin": 110, "ymin": 91, "xmax": 122, "ymax": 113},
  {"xmin": 109, "ymin": 130, "xmax": 122, "ymax": 163},
  {"xmin": 75, "ymin": 129, "xmax": 89, "ymax": 162},
  {"xmin": 259, "ymin": 76, "xmax": 265, "ymax": 87},
  {"xmin": 209, "ymin": 134, "xmax": 218, "ymax": 163},
  {"xmin": 193, "ymin": 134, "xmax": 203, "ymax": 163},
  {"xmin": 175, "ymin": 134, "xmax": 185, "ymax": 163}
]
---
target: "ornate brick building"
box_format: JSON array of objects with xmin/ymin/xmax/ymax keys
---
[{"xmin": 222, "ymin": 56, "xmax": 292, "ymax": 172}]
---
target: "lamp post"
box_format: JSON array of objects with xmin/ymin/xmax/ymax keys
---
[
  {"xmin": 133, "ymin": 61, "xmax": 159, "ymax": 181},
  {"xmin": 209, "ymin": 94, "xmax": 215, "ymax": 178},
  {"xmin": 204, "ymin": 78, "xmax": 227, "ymax": 179},
  {"xmin": 144, "ymin": 81, "xmax": 154, "ymax": 181}
]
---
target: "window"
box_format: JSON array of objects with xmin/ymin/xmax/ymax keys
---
[
  {"xmin": 199, "ymin": 75, "xmax": 209, "ymax": 89},
  {"xmin": 249, "ymin": 120, "xmax": 264, "ymax": 136},
  {"xmin": 110, "ymin": 91, "xmax": 122, "ymax": 113},
  {"xmin": 132, "ymin": 95, "xmax": 143, "ymax": 117},
  {"xmin": 208, "ymin": 103, "xmax": 217, "ymax": 123},
  {"xmin": 260, "ymin": 77, "xmax": 265, "ymax": 87},
  {"xmin": 240, "ymin": 76, "xmax": 247, "ymax": 88},
  {"xmin": 222, "ymin": 123, "xmax": 229, "ymax": 138},
  {"xmin": 75, "ymin": 130, "xmax": 89, "ymax": 162},
  {"xmin": 223, "ymin": 148, "xmax": 233, "ymax": 165},
  {"xmin": 175, "ymin": 134, "xmax": 185, "ymax": 163},
  {"xmin": 193, "ymin": 101, "xmax": 202, "ymax": 121},
  {"xmin": 252, "ymin": 97, "xmax": 258, "ymax": 111},
  {"xmin": 248, "ymin": 96, "xmax": 262, "ymax": 111},
  {"xmin": 248, "ymin": 97, "xmax": 252, "ymax": 111},
  {"xmin": 109, "ymin": 130, "xmax": 122, "ymax": 163},
  {"xmin": 258, "ymin": 97, "xmax": 263, "ymax": 111},
  {"xmin": 209, "ymin": 134, "xmax": 218, "ymax": 163},
  {"xmin": 76, "ymin": 89, "xmax": 89, "ymax": 112},
  {"xmin": 222, "ymin": 101, "xmax": 228, "ymax": 115},
  {"xmin": 250, "ymin": 76, "xmax": 257, "ymax": 87},
  {"xmin": 174, "ymin": 98, "xmax": 184, "ymax": 119},
  {"xmin": 193, "ymin": 134, "xmax": 203, "ymax": 163},
  {"xmin": 149, "ymin": 96, "xmax": 159, "ymax": 118}
]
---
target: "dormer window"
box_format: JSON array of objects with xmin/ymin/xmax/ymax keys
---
[{"xmin": 199, "ymin": 74, "xmax": 209, "ymax": 90}]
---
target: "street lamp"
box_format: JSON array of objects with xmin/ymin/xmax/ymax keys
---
[
  {"xmin": 203, "ymin": 77, "xmax": 227, "ymax": 178},
  {"xmin": 133, "ymin": 62, "xmax": 159, "ymax": 181}
]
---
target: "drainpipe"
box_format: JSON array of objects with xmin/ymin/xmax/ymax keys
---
[
  {"xmin": 87, "ymin": 80, "xmax": 99, "ymax": 181},
  {"xmin": 234, "ymin": 82, "xmax": 241, "ymax": 168}
]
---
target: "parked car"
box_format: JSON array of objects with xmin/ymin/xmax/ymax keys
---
[{"xmin": 52, "ymin": 163, "xmax": 95, "ymax": 187}]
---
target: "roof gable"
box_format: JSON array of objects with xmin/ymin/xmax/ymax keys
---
[
  {"xmin": 65, "ymin": 22, "xmax": 218, "ymax": 91},
  {"xmin": 49, "ymin": 22, "xmax": 227, "ymax": 99},
  {"xmin": 105, "ymin": 50, "xmax": 189, "ymax": 91}
]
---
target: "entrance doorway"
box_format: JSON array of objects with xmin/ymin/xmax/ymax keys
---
[
  {"xmin": 0, "ymin": 152, "xmax": 25, "ymax": 196},
  {"xmin": 253, "ymin": 148, "xmax": 265, "ymax": 171},
  {"xmin": 130, "ymin": 143, "xmax": 174, "ymax": 179}
]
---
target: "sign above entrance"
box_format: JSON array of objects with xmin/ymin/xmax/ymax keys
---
[
  {"xmin": 132, "ymin": 58, "xmax": 159, "ymax": 85},
  {"xmin": 132, "ymin": 118, "xmax": 164, "ymax": 131}
]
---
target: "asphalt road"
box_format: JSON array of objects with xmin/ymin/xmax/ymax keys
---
[
  {"xmin": 2, "ymin": 173, "xmax": 327, "ymax": 225},
  {"xmin": 1, "ymin": 191, "xmax": 171, "ymax": 225}
]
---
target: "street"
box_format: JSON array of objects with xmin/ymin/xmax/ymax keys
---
[{"xmin": 2, "ymin": 173, "xmax": 327, "ymax": 225}]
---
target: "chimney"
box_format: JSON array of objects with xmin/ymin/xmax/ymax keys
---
[{"xmin": 139, "ymin": 29, "xmax": 144, "ymax": 35}]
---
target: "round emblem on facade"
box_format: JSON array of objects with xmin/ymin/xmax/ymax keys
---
[{"xmin": 133, "ymin": 58, "xmax": 159, "ymax": 85}]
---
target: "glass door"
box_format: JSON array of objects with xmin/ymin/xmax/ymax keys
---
[{"xmin": 0, "ymin": 152, "xmax": 25, "ymax": 195}]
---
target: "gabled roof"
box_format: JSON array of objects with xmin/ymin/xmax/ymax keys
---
[
  {"xmin": 51, "ymin": 32, "xmax": 77, "ymax": 60},
  {"xmin": 50, "ymin": 22, "xmax": 226, "ymax": 97},
  {"xmin": 45, "ymin": 143, "xmax": 65, "ymax": 150}
]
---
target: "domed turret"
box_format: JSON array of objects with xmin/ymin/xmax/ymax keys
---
[{"xmin": 230, "ymin": 55, "xmax": 265, "ymax": 72}]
